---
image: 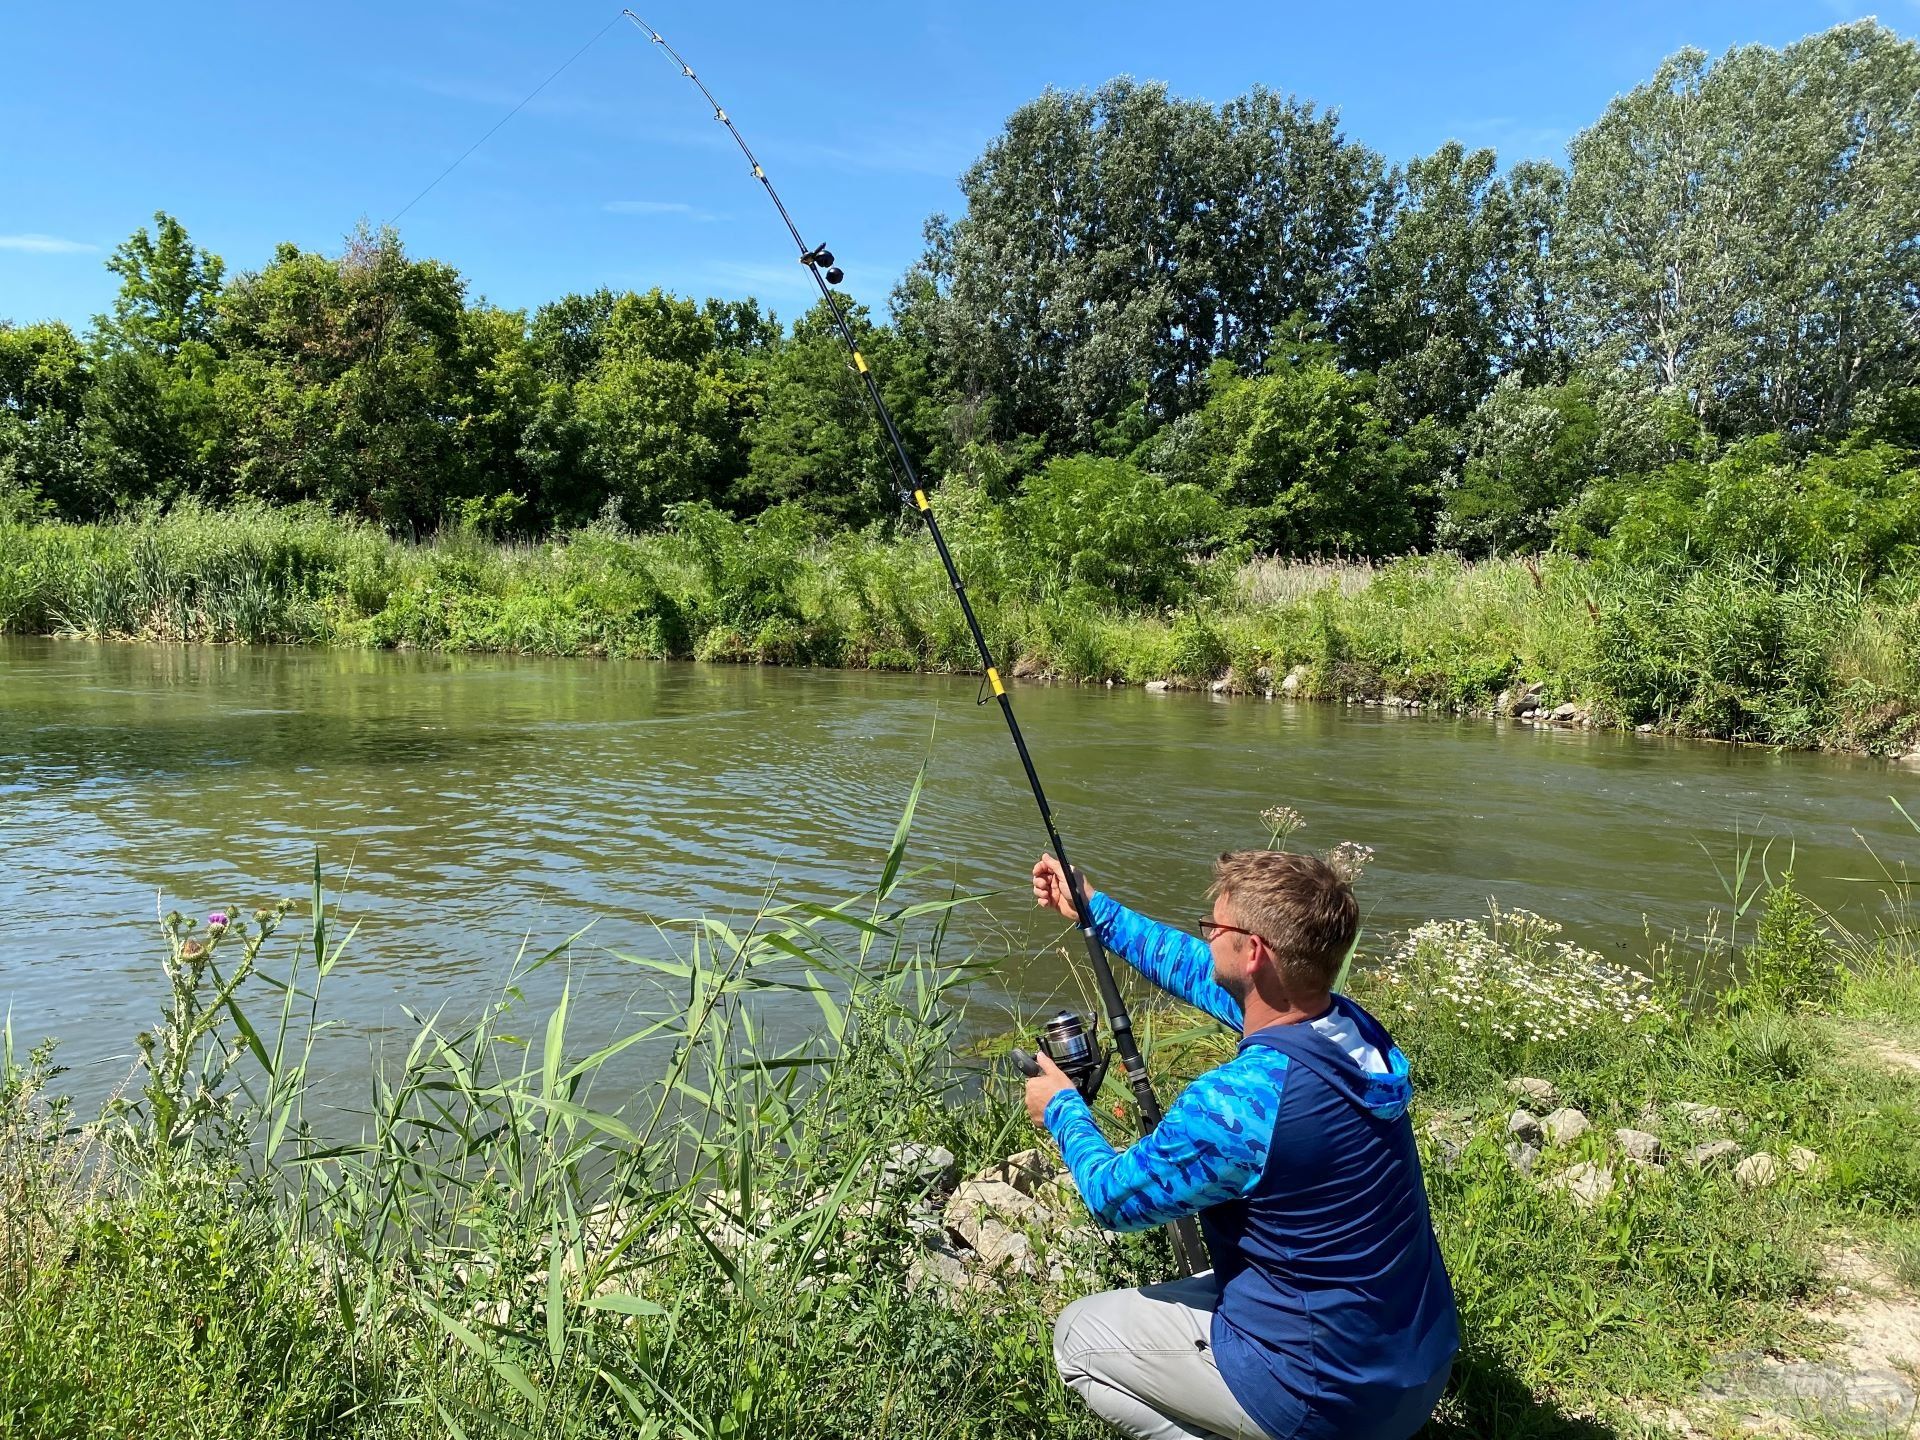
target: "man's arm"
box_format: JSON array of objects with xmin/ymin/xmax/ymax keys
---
[
  {"xmin": 1042, "ymin": 1050, "xmax": 1287, "ymax": 1232},
  {"xmin": 1086, "ymin": 891, "xmax": 1243, "ymax": 1029}
]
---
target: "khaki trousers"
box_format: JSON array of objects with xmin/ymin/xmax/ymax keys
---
[{"xmin": 1053, "ymin": 1274, "xmax": 1270, "ymax": 1440}]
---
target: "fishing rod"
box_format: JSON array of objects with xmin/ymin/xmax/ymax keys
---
[{"xmin": 617, "ymin": 11, "xmax": 1207, "ymax": 1277}]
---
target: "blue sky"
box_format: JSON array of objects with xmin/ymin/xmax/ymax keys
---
[{"xmin": 2, "ymin": 1, "xmax": 1909, "ymax": 332}]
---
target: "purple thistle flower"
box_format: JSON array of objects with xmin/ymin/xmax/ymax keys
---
[{"xmin": 208, "ymin": 912, "xmax": 228, "ymax": 927}]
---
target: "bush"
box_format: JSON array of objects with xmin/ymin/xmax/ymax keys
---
[
  {"xmin": 1737, "ymin": 875, "xmax": 1839, "ymax": 1011},
  {"xmin": 1005, "ymin": 454, "xmax": 1222, "ymax": 610}
]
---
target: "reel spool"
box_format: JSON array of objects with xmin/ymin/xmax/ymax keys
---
[{"xmin": 1011, "ymin": 1009, "xmax": 1110, "ymax": 1101}]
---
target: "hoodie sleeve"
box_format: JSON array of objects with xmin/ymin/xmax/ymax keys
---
[
  {"xmin": 1086, "ymin": 891, "xmax": 1243, "ymax": 1030},
  {"xmin": 1042, "ymin": 1046, "xmax": 1290, "ymax": 1232}
]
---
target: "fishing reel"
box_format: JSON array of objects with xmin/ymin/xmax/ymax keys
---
[
  {"xmin": 800, "ymin": 243, "xmax": 844, "ymax": 286},
  {"xmin": 1011, "ymin": 1010, "xmax": 1109, "ymax": 1102}
]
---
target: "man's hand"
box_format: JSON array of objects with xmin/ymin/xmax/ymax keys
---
[
  {"xmin": 1024, "ymin": 1049, "xmax": 1076, "ymax": 1127},
  {"xmin": 1031, "ymin": 854, "xmax": 1090, "ymax": 921}
]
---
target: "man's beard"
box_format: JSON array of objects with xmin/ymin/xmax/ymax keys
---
[{"xmin": 1216, "ymin": 958, "xmax": 1251, "ymax": 1006}]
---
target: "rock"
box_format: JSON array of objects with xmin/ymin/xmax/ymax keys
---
[
  {"xmin": 944, "ymin": 1179, "xmax": 1048, "ymax": 1272},
  {"xmin": 1687, "ymin": 1139, "xmax": 1742, "ymax": 1171},
  {"xmin": 1254, "ymin": 666, "xmax": 1273, "ymax": 686},
  {"xmin": 1144, "ymin": 680, "xmax": 1171, "ymax": 694},
  {"xmin": 1506, "ymin": 1110, "xmax": 1545, "ymax": 1145},
  {"xmin": 1506, "ymin": 1076, "xmax": 1558, "ymax": 1106},
  {"xmin": 1735, "ymin": 1153, "xmax": 1781, "ymax": 1191},
  {"xmin": 1615, "ymin": 1128, "xmax": 1663, "ymax": 1162},
  {"xmin": 1506, "ymin": 1141, "xmax": 1541, "ymax": 1174},
  {"xmin": 875, "ymin": 1143, "xmax": 956, "ymax": 1199},
  {"xmin": 1211, "ymin": 679, "xmax": 1231, "ymax": 694},
  {"xmin": 1010, "ymin": 655, "xmax": 1045, "ymax": 679},
  {"xmin": 1495, "ymin": 688, "xmax": 1513, "ymax": 713},
  {"xmin": 1622, "ymin": 1158, "xmax": 1666, "ymax": 1178},
  {"xmin": 1279, "ymin": 665, "xmax": 1310, "ymax": 696},
  {"xmin": 906, "ymin": 1233, "xmax": 977, "ymax": 1297},
  {"xmin": 972, "ymin": 1149, "xmax": 1061, "ymax": 1200},
  {"xmin": 1551, "ymin": 1161, "xmax": 1615, "ymax": 1210},
  {"xmin": 1637, "ymin": 723, "xmax": 1655, "ymax": 733},
  {"xmin": 1673, "ymin": 1101, "xmax": 1727, "ymax": 1131},
  {"xmin": 1552, "ymin": 702, "xmax": 1579, "ymax": 721},
  {"xmin": 1786, "ymin": 1145, "xmax": 1822, "ymax": 1177},
  {"xmin": 1421, "ymin": 1120, "xmax": 1465, "ymax": 1172},
  {"xmin": 1541, "ymin": 1107, "xmax": 1591, "ymax": 1146}
]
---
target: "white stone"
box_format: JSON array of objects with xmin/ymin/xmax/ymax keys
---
[
  {"xmin": 875, "ymin": 1142, "xmax": 956, "ymax": 1198},
  {"xmin": 1734, "ymin": 1153, "xmax": 1781, "ymax": 1191},
  {"xmin": 1279, "ymin": 665, "xmax": 1309, "ymax": 696},
  {"xmin": 1145, "ymin": 680, "xmax": 1171, "ymax": 693},
  {"xmin": 1552, "ymin": 1161, "xmax": 1615, "ymax": 1210},
  {"xmin": 1615, "ymin": 1128, "xmax": 1664, "ymax": 1162},
  {"xmin": 1506, "ymin": 1076, "xmax": 1558, "ymax": 1106},
  {"xmin": 1506, "ymin": 1141, "xmax": 1541, "ymax": 1174},
  {"xmin": 1552, "ymin": 702, "xmax": 1579, "ymax": 720},
  {"xmin": 1687, "ymin": 1139, "xmax": 1741, "ymax": 1170},
  {"xmin": 944, "ymin": 1179, "xmax": 1048, "ymax": 1272},
  {"xmin": 1541, "ymin": 1107, "xmax": 1591, "ymax": 1146},
  {"xmin": 1785, "ymin": 1145, "xmax": 1822, "ymax": 1177},
  {"xmin": 1506, "ymin": 1109, "xmax": 1544, "ymax": 1145},
  {"xmin": 1672, "ymin": 1102, "xmax": 1727, "ymax": 1131}
]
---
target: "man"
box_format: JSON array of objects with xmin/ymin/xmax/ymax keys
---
[{"xmin": 1024, "ymin": 848, "xmax": 1458, "ymax": 1440}]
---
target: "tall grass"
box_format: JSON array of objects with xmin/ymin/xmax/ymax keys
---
[{"xmin": 3, "ymin": 505, "xmax": 1917, "ymax": 751}]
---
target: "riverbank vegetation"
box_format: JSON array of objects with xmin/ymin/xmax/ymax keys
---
[
  {"xmin": 5, "ymin": 501, "xmax": 1918, "ymax": 752},
  {"xmin": 3, "ymin": 804, "xmax": 1917, "ymax": 1438},
  {"xmin": 5, "ymin": 23, "xmax": 1920, "ymax": 751}
]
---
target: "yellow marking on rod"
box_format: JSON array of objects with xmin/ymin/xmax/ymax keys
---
[
  {"xmin": 987, "ymin": 667, "xmax": 1006, "ymax": 696},
  {"xmin": 913, "ymin": 489, "xmax": 929, "ymax": 511},
  {"xmin": 852, "ymin": 351, "xmax": 869, "ymax": 373},
  {"xmin": 753, "ymin": 165, "xmax": 765, "ymax": 178}
]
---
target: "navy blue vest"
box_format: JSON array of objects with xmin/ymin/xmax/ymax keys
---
[{"xmin": 1204, "ymin": 1001, "xmax": 1459, "ymax": 1440}]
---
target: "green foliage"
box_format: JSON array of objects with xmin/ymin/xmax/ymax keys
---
[
  {"xmin": 1567, "ymin": 433, "xmax": 1920, "ymax": 579},
  {"xmin": 1156, "ymin": 354, "xmax": 1433, "ymax": 555},
  {"xmin": 913, "ymin": 78, "xmax": 1383, "ymax": 446},
  {"xmin": 1735, "ymin": 876, "xmax": 1840, "ymax": 1011},
  {"xmin": 1005, "ymin": 454, "xmax": 1222, "ymax": 608},
  {"xmin": 1443, "ymin": 374, "xmax": 1695, "ymax": 556},
  {"xmin": 1558, "ymin": 23, "xmax": 1920, "ymax": 439},
  {"xmin": 1581, "ymin": 561, "xmax": 1848, "ymax": 740}
]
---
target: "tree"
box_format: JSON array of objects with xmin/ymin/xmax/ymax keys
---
[
  {"xmin": 215, "ymin": 226, "xmax": 481, "ymax": 531},
  {"xmin": 95, "ymin": 212, "xmax": 226, "ymax": 357},
  {"xmin": 84, "ymin": 213, "xmax": 229, "ymax": 509},
  {"xmin": 739, "ymin": 299, "xmax": 940, "ymax": 528},
  {"xmin": 1152, "ymin": 352, "xmax": 1436, "ymax": 556},
  {"xmin": 1343, "ymin": 144, "xmax": 1568, "ymax": 433},
  {"xmin": 573, "ymin": 289, "xmax": 754, "ymax": 528},
  {"xmin": 1558, "ymin": 22, "xmax": 1920, "ymax": 439},
  {"xmin": 912, "ymin": 79, "xmax": 1382, "ymax": 450},
  {"xmin": 0, "ymin": 322, "xmax": 92, "ymax": 516},
  {"xmin": 1441, "ymin": 374, "xmax": 1693, "ymax": 555},
  {"xmin": 1004, "ymin": 454, "xmax": 1222, "ymax": 608}
]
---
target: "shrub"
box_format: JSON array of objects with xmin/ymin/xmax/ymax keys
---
[{"xmin": 1005, "ymin": 454, "xmax": 1222, "ymax": 610}]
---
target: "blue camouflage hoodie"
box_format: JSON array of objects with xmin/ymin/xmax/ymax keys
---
[{"xmin": 1043, "ymin": 892, "xmax": 1459, "ymax": 1440}]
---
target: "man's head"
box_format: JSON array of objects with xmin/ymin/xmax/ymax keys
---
[{"xmin": 1205, "ymin": 850, "xmax": 1358, "ymax": 1007}]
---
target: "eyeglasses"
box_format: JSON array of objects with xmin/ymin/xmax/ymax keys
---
[{"xmin": 1197, "ymin": 918, "xmax": 1260, "ymax": 944}]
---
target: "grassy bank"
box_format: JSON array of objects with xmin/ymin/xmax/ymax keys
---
[
  {"xmin": 3, "ymin": 802, "xmax": 1917, "ymax": 1438},
  {"xmin": 3, "ymin": 506, "xmax": 1919, "ymax": 753}
]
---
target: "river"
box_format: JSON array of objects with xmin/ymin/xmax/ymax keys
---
[{"xmin": 2, "ymin": 636, "xmax": 1912, "ymax": 1101}]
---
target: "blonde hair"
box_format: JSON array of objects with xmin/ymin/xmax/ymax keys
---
[{"xmin": 1209, "ymin": 849, "xmax": 1358, "ymax": 993}]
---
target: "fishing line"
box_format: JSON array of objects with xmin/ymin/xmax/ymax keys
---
[
  {"xmin": 388, "ymin": 13, "xmax": 623, "ymax": 227},
  {"xmin": 618, "ymin": 9, "xmax": 1209, "ymax": 1277}
]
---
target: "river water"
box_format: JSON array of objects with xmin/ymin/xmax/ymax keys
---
[{"xmin": 2, "ymin": 636, "xmax": 1912, "ymax": 1100}]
